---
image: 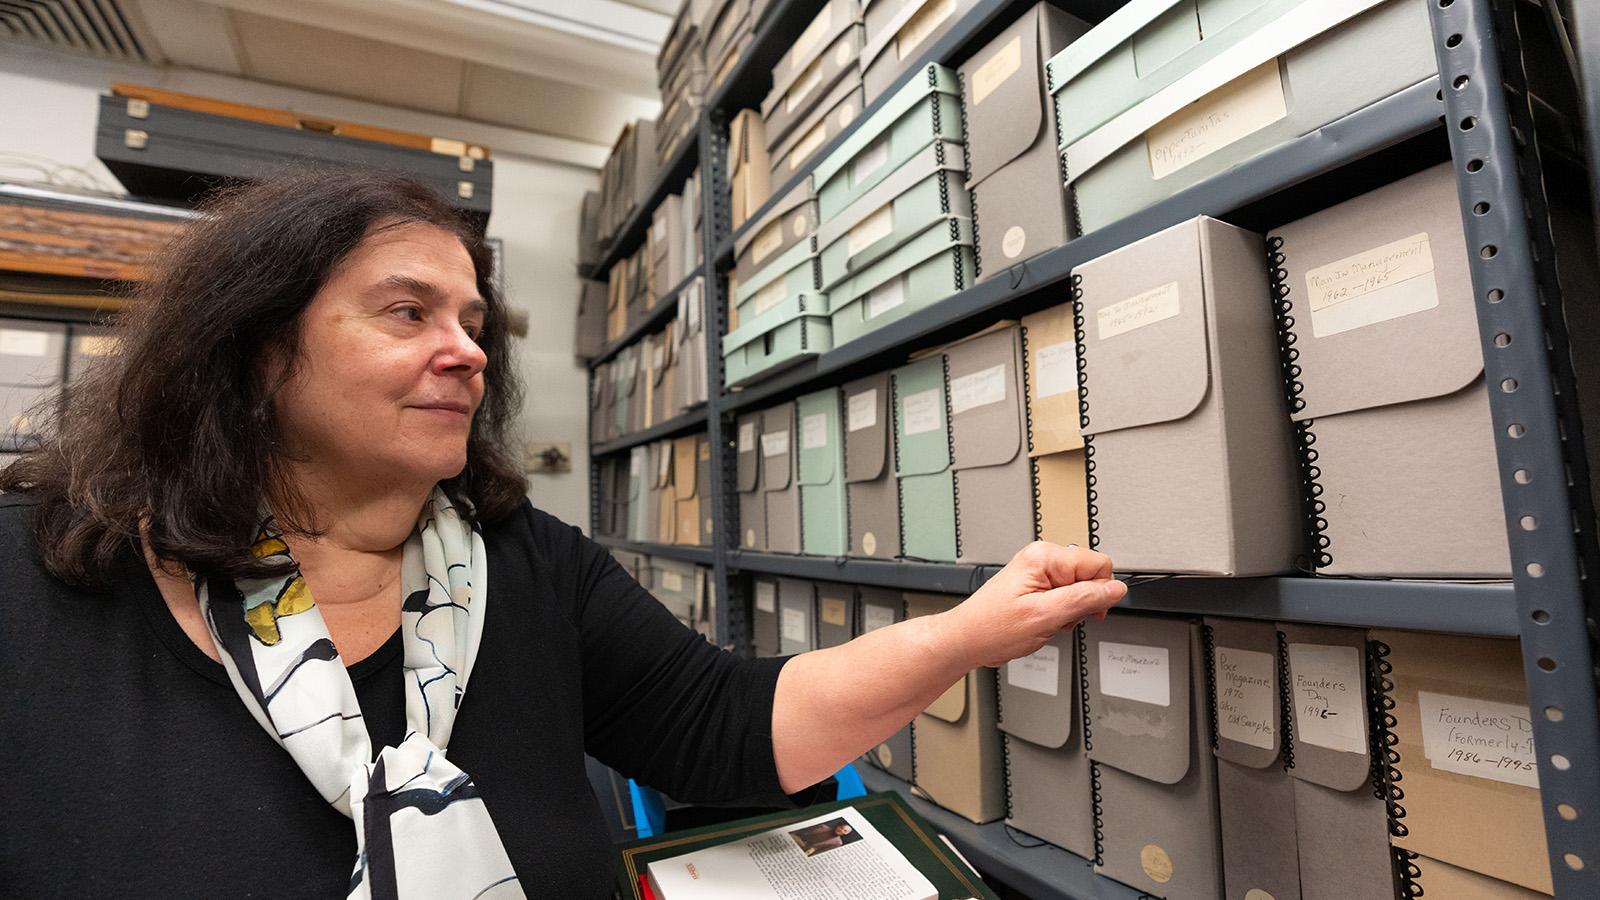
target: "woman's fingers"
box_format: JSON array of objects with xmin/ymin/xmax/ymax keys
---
[
  {"xmin": 1011, "ymin": 540, "xmax": 1115, "ymax": 589},
  {"xmin": 1030, "ymin": 578, "xmax": 1127, "ymax": 628}
]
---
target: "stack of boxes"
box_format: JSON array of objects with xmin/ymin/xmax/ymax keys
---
[
  {"xmin": 722, "ymin": 182, "xmax": 830, "ymax": 387},
  {"xmin": 597, "ymin": 119, "xmax": 660, "ymax": 246},
  {"xmin": 595, "ymin": 432, "xmax": 712, "ymax": 549},
  {"xmin": 704, "ymin": 0, "xmax": 772, "ymax": 91},
  {"xmin": 656, "ymin": 3, "xmax": 709, "ymax": 166},
  {"xmin": 762, "ymin": 0, "xmax": 865, "ymax": 188},
  {"xmin": 860, "ymin": 0, "xmax": 980, "ymax": 102}
]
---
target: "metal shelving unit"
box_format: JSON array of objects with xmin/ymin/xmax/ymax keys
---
[
  {"xmin": 590, "ymin": 408, "xmax": 709, "ymax": 457},
  {"xmin": 590, "ymin": 127, "xmax": 701, "ymax": 277},
  {"xmin": 587, "ymin": 271, "xmax": 699, "ymax": 371},
  {"xmin": 583, "ymin": 0, "xmax": 1600, "ymax": 894},
  {"xmin": 595, "ymin": 535, "xmax": 716, "ymax": 566}
]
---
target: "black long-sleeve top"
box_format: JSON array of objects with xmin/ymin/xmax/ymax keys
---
[{"xmin": 0, "ymin": 496, "xmax": 798, "ymax": 898}]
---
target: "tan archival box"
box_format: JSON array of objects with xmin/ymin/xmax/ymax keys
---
[
  {"xmin": 1020, "ymin": 303, "xmax": 1088, "ymax": 547},
  {"xmin": 906, "ymin": 592, "xmax": 1005, "ymax": 824}
]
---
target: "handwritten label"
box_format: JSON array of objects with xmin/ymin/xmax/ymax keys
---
[
  {"xmin": 761, "ymin": 430, "xmax": 790, "ymax": 457},
  {"xmin": 902, "ymin": 388, "xmax": 943, "ymax": 436},
  {"xmin": 821, "ymin": 597, "xmax": 849, "ymax": 626},
  {"xmin": 660, "ymin": 570, "xmax": 684, "ymax": 593},
  {"xmin": 867, "ymin": 277, "xmax": 906, "ymax": 320},
  {"xmin": 1215, "ymin": 646, "xmax": 1276, "ymax": 750},
  {"xmin": 1305, "ymin": 232, "xmax": 1439, "ymax": 338},
  {"xmin": 789, "ymin": 122, "xmax": 828, "ymax": 170},
  {"xmin": 897, "ymin": 0, "xmax": 957, "ymax": 61},
  {"xmin": 847, "ymin": 389, "xmax": 878, "ymax": 432},
  {"xmin": 972, "ymin": 35, "xmax": 1021, "ymax": 106},
  {"xmin": 847, "ymin": 204, "xmax": 894, "ymax": 257},
  {"xmin": 1146, "ymin": 60, "xmax": 1287, "ymax": 180},
  {"xmin": 785, "ymin": 62, "xmax": 823, "ymax": 114},
  {"xmin": 781, "ymin": 606, "xmax": 809, "ymax": 644},
  {"xmin": 789, "ymin": 3, "xmax": 833, "ymax": 72},
  {"xmin": 755, "ymin": 581, "xmax": 777, "ymax": 613},
  {"xmin": 0, "ymin": 329, "xmax": 49, "ymax": 357},
  {"xmin": 738, "ymin": 422, "xmax": 756, "ymax": 452},
  {"xmin": 1288, "ymin": 643, "xmax": 1367, "ymax": 755},
  {"xmin": 862, "ymin": 603, "xmax": 897, "ymax": 633},
  {"xmin": 751, "ymin": 221, "xmax": 784, "ymax": 266},
  {"xmin": 1033, "ymin": 340, "xmax": 1078, "ymax": 399},
  {"xmin": 1098, "ymin": 281, "xmax": 1181, "ymax": 340},
  {"xmin": 1418, "ymin": 691, "xmax": 1539, "ymax": 788},
  {"xmin": 1007, "ymin": 644, "xmax": 1060, "ymax": 696},
  {"xmin": 949, "ymin": 364, "xmax": 1007, "ymax": 415},
  {"xmin": 801, "ymin": 412, "xmax": 828, "ymax": 450},
  {"xmin": 753, "ymin": 279, "xmax": 787, "ymax": 316},
  {"xmin": 853, "ymin": 140, "xmax": 890, "ymax": 187},
  {"xmin": 1099, "ymin": 641, "xmax": 1170, "ymax": 707}
]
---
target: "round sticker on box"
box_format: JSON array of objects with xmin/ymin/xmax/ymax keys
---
[
  {"xmin": 1140, "ymin": 845, "xmax": 1173, "ymax": 884},
  {"xmin": 745, "ymin": 528, "xmax": 756, "ymax": 546},
  {"xmin": 704, "ymin": 517, "xmax": 713, "ymax": 534},
  {"xmin": 791, "ymin": 213, "xmax": 807, "ymax": 238},
  {"xmin": 876, "ymin": 744, "xmax": 893, "ymax": 768},
  {"xmin": 837, "ymin": 103, "xmax": 856, "ymax": 127},
  {"xmin": 835, "ymin": 42, "xmax": 853, "ymax": 67},
  {"xmin": 862, "ymin": 532, "xmax": 877, "ymax": 556},
  {"xmin": 1003, "ymin": 225, "xmax": 1027, "ymax": 259},
  {"xmin": 1245, "ymin": 891, "xmax": 1276, "ymax": 900}
]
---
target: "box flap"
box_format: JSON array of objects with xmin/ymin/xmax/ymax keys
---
[
  {"xmin": 996, "ymin": 626, "xmax": 1076, "ymax": 749},
  {"xmin": 844, "ymin": 372, "xmax": 891, "ymax": 483},
  {"xmin": 761, "ymin": 402, "xmax": 795, "ymax": 491},
  {"xmin": 815, "ymin": 135, "xmax": 962, "ymax": 259},
  {"xmin": 736, "ymin": 412, "xmax": 763, "ymax": 492},
  {"xmin": 1204, "ymin": 617, "xmax": 1282, "ymax": 769},
  {"xmin": 960, "ymin": 7, "xmax": 1047, "ymax": 188},
  {"xmin": 1044, "ymin": 0, "xmax": 1186, "ymax": 96},
  {"xmin": 673, "ymin": 435, "xmax": 698, "ymax": 501},
  {"xmin": 796, "ymin": 388, "xmax": 841, "ymax": 486},
  {"xmin": 925, "ymin": 671, "xmax": 970, "ymax": 723},
  {"xmin": 1020, "ymin": 304, "xmax": 1084, "ymax": 457},
  {"xmin": 627, "ymin": 447, "xmax": 647, "ymax": 500},
  {"xmin": 1083, "ymin": 612, "xmax": 1193, "ymax": 785},
  {"xmin": 946, "ymin": 324, "xmax": 1023, "ymax": 471},
  {"xmin": 1272, "ymin": 163, "xmax": 1485, "ymax": 422},
  {"xmin": 722, "ymin": 294, "xmax": 824, "ymax": 356},
  {"xmin": 827, "ymin": 214, "xmax": 973, "ymax": 303},
  {"xmin": 1075, "ymin": 216, "xmax": 1211, "ymax": 438},
  {"xmin": 814, "ymin": 62, "xmax": 960, "ymax": 190},
  {"xmin": 893, "ymin": 356, "xmax": 950, "ymax": 477},
  {"xmin": 817, "ymin": 149, "xmax": 967, "ymax": 284},
  {"xmin": 1277, "ymin": 622, "xmax": 1372, "ymax": 792}
]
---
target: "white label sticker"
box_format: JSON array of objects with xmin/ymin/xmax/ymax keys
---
[
  {"xmin": 897, "ymin": 0, "xmax": 957, "ymax": 61},
  {"xmin": 755, "ymin": 582, "xmax": 777, "ymax": 613},
  {"xmin": 852, "ymin": 140, "xmax": 891, "ymax": 187},
  {"xmin": 1002, "ymin": 225, "xmax": 1027, "ymax": 260},
  {"xmin": 1099, "ymin": 641, "xmax": 1171, "ymax": 707},
  {"xmin": 0, "ymin": 329, "xmax": 49, "ymax": 357},
  {"xmin": 847, "ymin": 389, "xmax": 878, "ymax": 432},
  {"xmin": 972, "ymin": 35, "xmax": 1022, "ymax": 106},
  {"xmin": 1147, "ymin": 60, "xmax": 1288, "ymax": 180},
  {"xmin": 949, "ymin": 363, "xmax": 1007, "ymax": 415},
  {"xmin": 1288, "ymin": 643, "xmax": 1367, "ymax": 755},
  {"xmin": 1305, "ymin": 232, "xmax": 1439, "ymax": 338},
  {"xmin": 902, "ymin": 388, "xmax": 942, "ymax": 436},
  {"xmin": 1033, "ymin": 340, "xmax": 1079, "ymax": 400},
  {"xmin": 1418, "ymin": 691, "xmax": 1539, "ymax": 788},
  {"xmin": 862, "ymin": 603, "xmax": 897, "ymax": 633},
  {"xmin": 761, "ymin": 430, "xmax": 790, "ymax": 457},
  {"xmin": 738, "ymin": 422, "xmax": 756, "ymax": 452},
  {"xmin": 751, "ymin": 220, "xmax": 783, "ymax": 266},
  {"xmin": 1097, "ymin": 281, "xmax": 1182, "ymax": 340},
  {"xmin": 801, "ymin": 412, "xmax": 828, "ymax": 450},
  {"xmin": 837, "ymin": 100, "xmax": 858, "ymax": 128},
  {"xmin": 1007, "ymin": 644, "xmax": 1060, "ymax": 696},
  {"xmin": 785, "ymin": 62, "xmax": 823, "ymax": 114},
  {"xmin": 1215, "ymin": 646, "xmax": 1277, "ymax": 750},
  {"xmin": 866, "ymin": 277, "xmax": 906, "ymax": 320},
  {"xmin": 789, "ymin": 4, "xmax": 833, "ymax": 71},
  {"xmin": 790, "ymin": 122, "xmax": 828, "ymax": 170},
  {"xmin": 753, "ymin": 279, "xmax": 787, "ymax": 317},
  {"xmin": 847, "ymin": 204, "xmax": 895, "ymax": 257},
  {"xmin": 781, "ymin": 606, "xmax": 809, "ymax": 644},
  {"xmin": 660, "ymin": 570, "xmax": 684, "ymax": 593}
]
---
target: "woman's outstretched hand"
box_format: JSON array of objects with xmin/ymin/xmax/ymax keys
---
[{"xmin": 936, "ymin": 541, "xmax": 1128, "ymax": 669}]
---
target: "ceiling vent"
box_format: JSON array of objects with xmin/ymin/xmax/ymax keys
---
[{"xmin": 0, "ymin": 0, "xmax": 153, "ymax": 63}]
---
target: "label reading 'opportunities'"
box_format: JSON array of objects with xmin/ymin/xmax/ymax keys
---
[{"xmin": 1146, "ymin": 60, "xmax": 1287, "ymax": 180}]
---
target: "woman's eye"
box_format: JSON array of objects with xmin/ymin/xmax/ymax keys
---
[{"xmin": 393, "ymin": 306, "xmax": 423, "ymax": 323}]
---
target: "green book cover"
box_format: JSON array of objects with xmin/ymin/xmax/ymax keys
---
[{"xmin": 614, "ymin": 791, "xmax": 997, "ymax": 900}]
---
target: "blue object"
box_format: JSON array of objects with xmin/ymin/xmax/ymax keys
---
[{"xmin": 628, "ymin": 763, "xmax": 867, "ymax": 839}]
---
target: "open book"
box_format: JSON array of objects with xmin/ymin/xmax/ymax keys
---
[{"xmin": 615, "ymin": 792, "xmax": 995, "ymax": 900}]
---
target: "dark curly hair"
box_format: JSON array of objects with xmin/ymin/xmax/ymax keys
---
[{"xmin": 0, "ymin": 168, "xmax": 527, "ymax": 590}]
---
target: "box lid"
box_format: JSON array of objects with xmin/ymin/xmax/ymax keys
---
[
  {"xmin": 796, "ymin": 388, "xmax": 842, "ymax": 487},
  {"xmin": 1277, "ymin": 622, "xmax": 1372, "ymax": 792},
  {"xmin": 721, "ymin": 293, "xmax": 827, "ymax": 356},
  {"xmin": 814, "ymin": 63, "xmax": 959, "ymax": 190},
  {"xmin": 893, "ymin": 356, "xmax": 951, "ymax": 477},
  {"xmin": 770, "ymin": 77, "xmax": 865, "ymax": 171},
  {"xmin": 736, "ymin": 412, "xmax": 763, "ymax": 492},
  {"xmin": 1020, "ymin": 304, "xmax": 1083, "ymax": 457},
  {"xmin": 1075, "ymin": 216, "xmax": 1213, "ymax": 439},
  {"xmin": 1083, "ymin": 612, "xmax": 1194, "ymax": 785},
  {"xmin": 761, "ymin": 402, "xmax": 795, "ymax": 491},
  {"xmin": 771, "ymin": 0, "xmax": 861, "ymax": 99},
  {"xmin": 827, "ymin": 213, "xmax": 972, "ymax": 304},
  {"xmin": 673, "ymin": 435, "xmax": 699, "ymax": 501},
  {"xmin": 996, "ymin": 626, "xmax": 1076, "ymax": 749},
  {"xmin": 734, "ymin": 179, "xmax": 816, "ymax": 269},
  {"xmin": 862, "ymin": 0, "xmax": 960, "ymax": 74},
  {"xmin": 961, "ymin": 5, "xmax": 1055, "ymax": 189},
  {"xmin": 945, "ymin": 324, "xmax": 1023, "ymax": 472},
  {"xmin": 843, "ymin": 372, "xmax": 891, "ymax": 483},
  {"xmin": 1204, "ymin": 617, "xmax": 1283, "ymax": 769},
  {"xmin": 1272, "ymin": 163, "xmax": 1484, "ymax": 422}
]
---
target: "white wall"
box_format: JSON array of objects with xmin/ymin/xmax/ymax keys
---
[{"xmin": 0, "ymin": 43, "xmax": 598, "ymax": 527}]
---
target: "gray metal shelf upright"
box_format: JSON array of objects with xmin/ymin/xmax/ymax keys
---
[{"xmin": 583, "ymin": 0, "xmax": 1600, "ymax": 894}]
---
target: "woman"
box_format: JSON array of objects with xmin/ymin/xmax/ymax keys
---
[{"xmin": 0, "ymin": 170, "xmax": 1126, "ymax": 898}]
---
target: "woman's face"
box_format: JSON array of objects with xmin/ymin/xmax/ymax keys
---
[{"xmin": 274, "ymin": 221, "xmax": 489, "ymax": 489}]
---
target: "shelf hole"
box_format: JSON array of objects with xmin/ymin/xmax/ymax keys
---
[
  {"xmin": 1474, "ymin": 201, "xmax": 1492, "ymax": 215},
  {"xmin": 1461, "ymin": 116, "xmax": 1476, "ymax": 131},
  {"xmin": 1520, "ymin": 515, "xmax": 1537, "ymax": 530},
  {"xmin": 1495, "ymin": 333, "xmax": 1512, "ymax": 347},
  {"xmin": 1558, "ymin": 803, "xmax": 1578, "ymax": 820},
  {"xmin": 1446, "ymin": 33, "xmax": 1463, "ymax": 47},
  {"xmin": 1502, "ymin": 377, "xmax": 1519, "ymax": 393},
  {"xmin": 1565, "ymin": 853, "xmax": 1585, "ymax": 871},
  {"xmin": 1547, "ymin": 706, "xmax": 1565, "ymax": 722},
  {"xmin": 1539, "ymin": 657, "xmax": 1558, "ymax": 672},
  {"xmin": 1508, "ymin": 423, "xmax": 1526, "ymax": 438},
  {"xmin": 1532, "ymin": 608, "xmax": 1551, "ymax": 624},
  {"xmin": 1514, "ymin": 468, "xmax": 1532, "ymax": 484},
  {"xmin": 1488, "ymin": 288, "xmax": 1505, "ymax": 302},
  {"xmin": 1440, "ymin": 0, "xmax": 1454, "ymax": 6},
  {"xmin": 1481, "ymin": 244, "xmax": 1499, "ymax": 259},
  {"xmin": 1527, "ymin": 561, "xmax": 1545, "ymax": 577},
  {"xmin": 1453, "ymin": 74, "xmax": 1470, "ymax": 90},
  {"xmin": 1553, "ymin": 753, "xmax": 1572, "ymax": 770},
  {"xmin": 1466, "ymin": 158, "xmax": 1484, "ymax": 173}
]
